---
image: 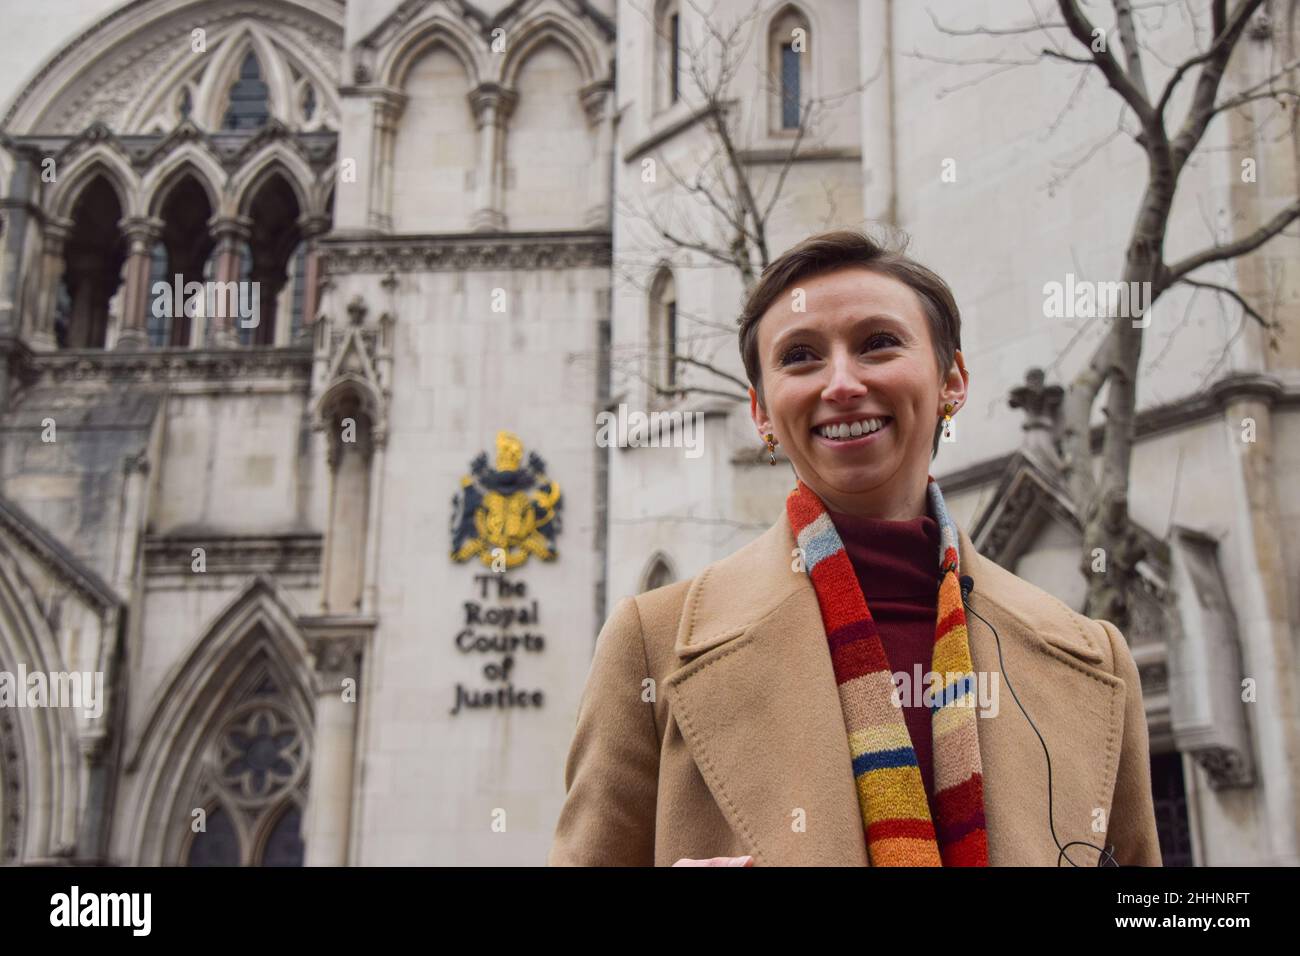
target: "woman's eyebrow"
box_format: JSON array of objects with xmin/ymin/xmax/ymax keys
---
[{"xmin": 770, "ymin": 314, "xmax": 911, "ymax": 350}]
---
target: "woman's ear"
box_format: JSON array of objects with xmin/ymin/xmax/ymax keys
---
[
  {"xmin": 749, "ymin": 386, "xmax": 771, "ymax": 437},
  {"xmin": 940, "ymin": 350, "xmax": 970, "ymax": 411}
]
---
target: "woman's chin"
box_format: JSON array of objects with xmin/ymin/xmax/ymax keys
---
[
  {"xmin": 804, "ymin": 460, "xmax": 890, "ymax": 494},
  {"xmin": 804, "ymin": 424, "xmax": 907, "ymax": 477}
]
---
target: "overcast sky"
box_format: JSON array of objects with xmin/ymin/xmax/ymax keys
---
[{"xmin": 0, "ymin": 0, "xmax": 119, "ymax": 115}]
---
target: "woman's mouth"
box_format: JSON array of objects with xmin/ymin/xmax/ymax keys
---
[{"xmin": 811, "ymin": 416, "xmax": 893, "ymax": 449}]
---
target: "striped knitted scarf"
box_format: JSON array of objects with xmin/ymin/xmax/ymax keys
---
[{"xmin": 786, "ymin": 475, "xmax": 989, "ymax": 866}]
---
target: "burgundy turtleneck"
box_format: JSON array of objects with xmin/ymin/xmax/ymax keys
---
[{"xmin": 824, "ymin": 506, "xmax": 942, "ymax": 816}]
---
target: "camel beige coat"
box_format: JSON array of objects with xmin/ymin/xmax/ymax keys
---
[{"xmin": 548, "ymin": 510, "xmax": 1163, "ymax": 866}]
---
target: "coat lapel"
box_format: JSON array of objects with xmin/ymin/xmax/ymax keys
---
[
  {"xmin": 961, "ymin": 530, "xmax": 1127, "ymax": 866},
  {"xmin": 662, "ymin": 509, "xmax": 1126, "ymax": 866}
]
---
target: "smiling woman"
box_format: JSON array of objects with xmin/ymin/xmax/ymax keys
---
[
  {"xmin": 739, "ymin": 232, "xmax": 968, "ymax": 522},
  {"xmin": 549, "ymin": 229, "xmax": 1162, "ymax": 868}
]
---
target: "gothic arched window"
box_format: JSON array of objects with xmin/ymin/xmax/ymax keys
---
[
  {"xmin": 648, "ymin": 267, "xmax": 678, "ymax": 396},
  {"xmin": 60, "ymin": 176, "xmax": 126, "ymax": 349},
  {"xmin": 769, "ymin": 7, "xmax": 811, "ymax": 132},
  {"xmin": 145, "ymin": 241, "xmax": 169, "ymax": 347},
  {"xmin": 239, "ymin": 171, "xmax": 303, "ymax": 346},
  {"xmin": 222, "ymin": 52, "xmax": 271, "ymax": 130},
  {"xmin": 155, "ymin": 174, "xmax": 216, "ymax": 347},
  {"xmin": 288, "ymin": 240, "xmax": 308, "ymax": 342},
  {"xmin": 641, "ymin": 554, "xmax": 675, "ymax": 593},
  {"xmin": 654, "ymin": 0, "xmax": 683, "ymax": 113},
  {"xmin": 181, "ymin": 668, "xmax": 308, "ymax": 867}
]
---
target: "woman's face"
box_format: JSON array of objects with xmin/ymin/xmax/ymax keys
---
[{"xmin": 749, "ymin": 266, "xmax": 969, "ymax": 519}]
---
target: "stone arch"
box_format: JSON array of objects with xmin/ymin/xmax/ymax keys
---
[
  {"xmin": 314, "ymin": 376, "xmax": 381, "ymax": 614},
  {"xmin": 764, "ymin": 1, "xmax": 819, "ymax": 45},
  {"xmin": 149, "ymin": 169, "xmax": 219, "ymax": 347},
  {"xmin": 501, "ymin": 32, "xmax": 595, "ymax": 230},
  {"xmin": 124, "ymin": 18, "xmax": 341, "ymax": 134},
  {"xmin": 58, "ymin": 174, "xmax": 129, "ymax": 349},
  {"xmin": 764, "ymin": 2, "xmax": 816, "ymax": 132},
  {"xmin": 386, "ymin": 20, "xmax": 479, "ymax": 232},
  {"xmin": 0, "ymin": 0, "xmax": 345, "ymax": 135},
  {"xmin": 48, "ymin": 147, "xmax": 138, "ymax": 220},
  {"xmin": 232, "ymin": 162, "xmax": 319, "ymax": 344},
  {"xmin": 121, "ymin": 43, "xmax": 211, "ymax": 134},
  {"xmin": 500, "ymin": 14, "xmax": 602, "ymax": 89},
  {"xmin": 314, "ymin": 375, "xmax": 383, "ymax": 436},
  {"xmin": 197, "ymin": 25, "xmax": 290, "ymax": 131},
  {"xmin": 140, "ymin": 146, "xmax": 226, "ymax": 220},
  {"xmin": 122, "ymin": 575, "xmax": 314, "ymax": 865},
  {"xmin": 0, "ymin": 707, "xmax": 17, "ymax": 862},
  {"xmin": 177, "ymin": 665, "xmax": 310, "ymax": 866},
  {"xmin": 378, "ymin": 14, "xmax": 485, "ymax": 90},
  {"xmin": 648, "ymin": 263, "xmax": 679, "ymax": 392},
  {"xmin": 0, "ymin": 550, "xmax": 81, "ymax": 861},
  {"xmin": 651, "ymin": 0, "xmax": 682, "ymax": 113},
  {"xmin": 229, "ymin": 145, "xmax": 316, "ymax": 218},
  {"xmin": 639, "ymin": 552, "xmax": 677, "ymax": 593}
]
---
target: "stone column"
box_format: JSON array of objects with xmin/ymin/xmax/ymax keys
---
[
  {"xmin": 581, "ymin": 80, "xmax": 615, "ymax": 230},
  {"xmin": 75, "ymin": 733, "xmax": 113, "ymax": 863},
  {"xmin": 114, "ymin": 216, "xmax": 163, "ymax": 350},
  {"xmin": 296, "ymin": 213, "xmax": 331, "ymax": 344},
  {"xmin": 361, "ymin": 431, "xmax": 386, "ymax": 616},
  {"xmin": 323, "ymin": 397, "xmax": 372, "ymax": 614},
  {"xmin": 1211, "ymin": 375, "xmax": 1300, "ymax": 858},
  {"xmin": 31, "ymin": 217, "xmax": 72, "ymax": 351},
  {"xmin": 303, "ymin": 634, "xmax": 364, "ymax": 866},
  {"xmin": 859, "ymin": 0, "xmax": 897, "ymax": 224},
  {"xmin": 0, "ymin": 157, "xmax": 37, "ymax": 338},
  {"xmin": 467, "ymin": 83, "xmax": 517, "ymax": 231},
  {"xmin": 207, "ymin": 215, "xmax": 251, "ymax": 347},
  {"xmin": 248, "ymin": 260, "xmax": 284, "ymax": 346},
  {"xmin": 367, "ymin": 92, "xmax": 405, "ymax": 232}
]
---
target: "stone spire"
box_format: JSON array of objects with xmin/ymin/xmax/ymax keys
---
[{"xmin": 1008, "ymin": 367, "xmax": 1065, "ymax": 472}]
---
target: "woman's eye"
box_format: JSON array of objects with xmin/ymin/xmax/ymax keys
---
[
  {"xmin": 779, "ymin": 345, "xmax": 814, "ymax": 365},
  {"xmin": 864, "ymin": 332, "xmax": 900, "ymax": 350}
]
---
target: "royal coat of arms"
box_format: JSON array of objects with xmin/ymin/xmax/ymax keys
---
[{"xmin": 450, "ymin": 431, "xmax": 562, "ymax": 568}]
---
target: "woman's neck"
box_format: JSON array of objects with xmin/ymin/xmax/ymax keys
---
[{"xmin": 801, "ymin": 475, "xmax": 929, "ymax": 521}]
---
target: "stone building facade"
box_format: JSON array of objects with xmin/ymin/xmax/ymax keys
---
[{"xmin": 0, "ymin": 0, "xmax": 1296, "ymax": 865}]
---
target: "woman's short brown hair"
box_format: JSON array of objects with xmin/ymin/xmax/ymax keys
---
[{"xmin": 737, "ymin": 228, "xmax": 963, "ymax": 459}]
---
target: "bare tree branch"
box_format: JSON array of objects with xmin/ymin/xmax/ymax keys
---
[
  {"xmin": 1057, "ymin": 0, "xmax": 1158, "ymax": 129},
  {"xmin": 1163, "ymin": 199, "xmax": 1300, "ymax": 286},
  {"xmin": 1169, "ymin": 0, "xmax": 1267, "ymax": 176},
  {"xmin": 1113, "ymin": 0, "xmax": 1153, "ymax": 104},
  {"xmin": 670, "ymin": 352, "xmax": 752, "ymax": 391},
  {"xmin": 1177, "ymin": 276, "xmax": 1282, "ymax": 337},
  {"xmin": 1206, "ymin": 55, "xmax": 1300, "ymax": 116}
]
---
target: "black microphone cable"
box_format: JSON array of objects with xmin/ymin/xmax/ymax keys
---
[{"xmin": 959, "ymin": 574, "xmax": 1117, "ymax": 867}]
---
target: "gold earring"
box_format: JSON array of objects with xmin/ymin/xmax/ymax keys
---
[
  {"xmin": 764, "ymin": 432, "xmax": 777, "ymax": 465},
  {"xmin": 942, "ymin": 402, "xmax": 955, "ymax": 440}
]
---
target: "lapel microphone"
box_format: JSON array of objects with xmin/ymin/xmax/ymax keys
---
[{"xmin": 959, "ymin": 574, "xmax": 1118, "ymax": 867}]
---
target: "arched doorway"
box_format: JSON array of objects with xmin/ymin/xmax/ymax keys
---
[{"xmin": 58, "ymin": 177, "xmax": 126, "ymax": 348}]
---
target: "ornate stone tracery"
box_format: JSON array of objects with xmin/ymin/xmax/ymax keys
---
[{"xmin": 3, "ymin": 2, "xmax": 345, "ymax": 136}]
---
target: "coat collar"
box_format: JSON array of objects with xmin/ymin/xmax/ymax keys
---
[{"xmin": 662, "ymin": 509, "xmax": 1126, "ymax": 866}]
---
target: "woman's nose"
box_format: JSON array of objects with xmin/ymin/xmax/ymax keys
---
[{"xmin": 821, "ymin": 351, "xmax": 867, "ymax": 402}]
